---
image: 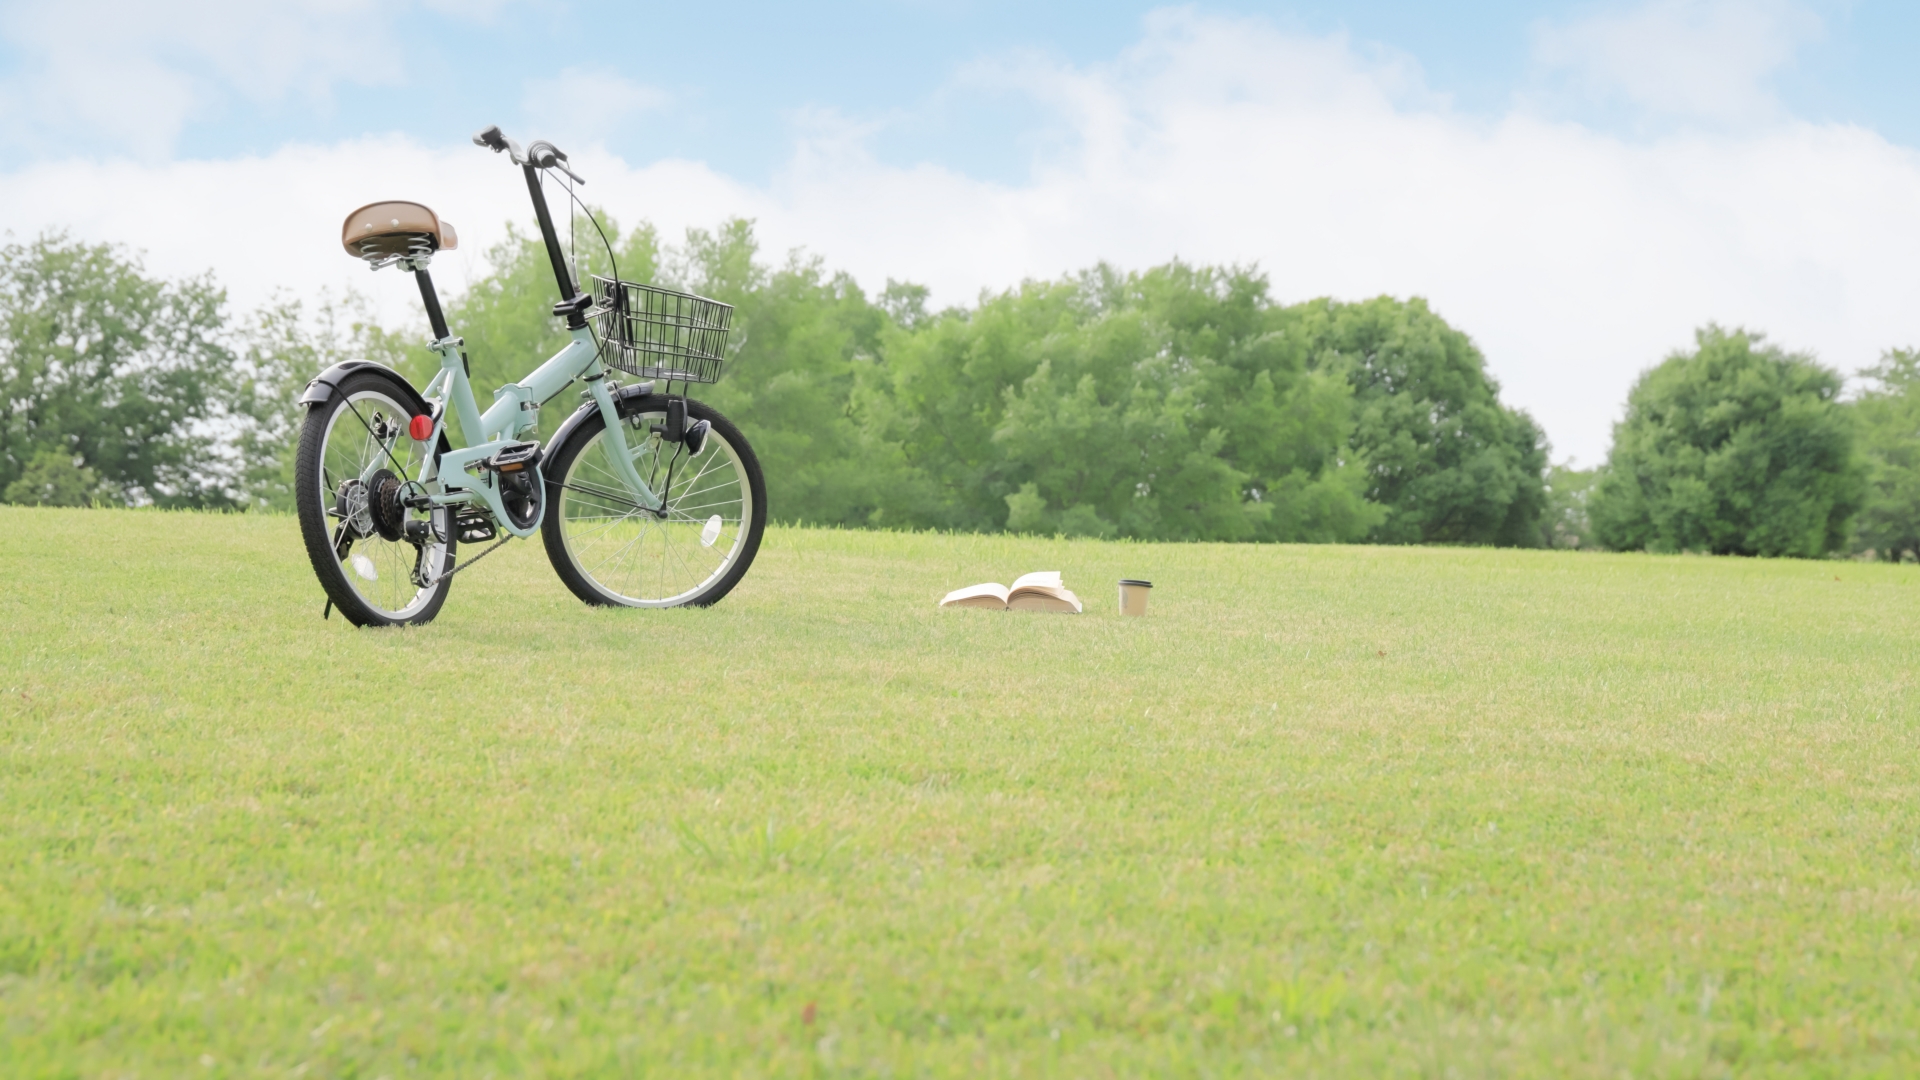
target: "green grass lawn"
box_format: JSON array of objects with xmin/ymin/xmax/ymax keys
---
[{"xmin": 4, "ymin": 507, "xmax": 1918, "ymax": 1077}]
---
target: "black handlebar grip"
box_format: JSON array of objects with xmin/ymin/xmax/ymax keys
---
[
  {"xmin": 473, "ymin": 125, "xmax": 508, "ymax": 152},
  {"xmin": 526, "ymin": 140, "xmax": 561, "ymax": 167},
  {"xmin": 523, "ymin": 140, "xmax": 583, "ymax": 183}
]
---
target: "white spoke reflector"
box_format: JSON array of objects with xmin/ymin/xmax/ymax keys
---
[{"xmin": 700, "ymin": 515, "xmax": 722, "ymax": 547}]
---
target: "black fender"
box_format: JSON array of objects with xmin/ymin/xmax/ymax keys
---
[
  {"xmin": 299, "ymin": 361, "xmax": 434, "ymax": 418},
  {"xmin": 546, "ymin": 380, "xmax": 658, "ymax": 455}
]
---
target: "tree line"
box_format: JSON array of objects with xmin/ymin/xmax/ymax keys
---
[{"xmin": 4, "ymin": 225, "xmax": 1915, "ymax": 559}]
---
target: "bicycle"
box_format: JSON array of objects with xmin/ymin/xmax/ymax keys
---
[{"xmin": 294, "ymin": 125, "xmax": 767, "ymax": 627}]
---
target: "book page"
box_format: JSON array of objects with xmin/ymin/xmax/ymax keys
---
[
  {"xmin": 1006, "ymin": 586, "xmax": 1082, "ymax": 613},
  {"xmin": 1010, "ymin": 570, "xmax": 1062, "ymax": 590},
  {"xmin": 939, "ymin": 582, "xmax": 1010, "ymax": 609}
]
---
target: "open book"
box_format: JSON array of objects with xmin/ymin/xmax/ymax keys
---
[{"xmin": 939, "ymin": 570, "xmax": 1083, "ymax": 613}]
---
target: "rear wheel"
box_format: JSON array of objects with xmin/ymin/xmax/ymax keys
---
[
  {"xmin": 541, "ymin": 395, "xmax": 765, "ymax": 607},
  {"xmin": 294, "ymin": 371, "xmax": 456, "ymax": 627}
]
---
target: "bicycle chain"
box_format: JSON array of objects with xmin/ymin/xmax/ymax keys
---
[{"xmin": 425, "ymin": 534, "xmax": 510, "ymax": 588}]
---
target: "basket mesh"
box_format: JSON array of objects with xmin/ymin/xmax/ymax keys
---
[{"xmin": 588, "ymin": 275, "xmax": 734, "ymax": 384}]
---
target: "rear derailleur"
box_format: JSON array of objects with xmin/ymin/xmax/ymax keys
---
[{"xmin": 331, "ymin": 469, "xmax": 454, "ymax": 589}]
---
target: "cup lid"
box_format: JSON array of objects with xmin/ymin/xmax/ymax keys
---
[{"xmin": 1118, "ymin": 579, "xmax": 1153, "ymax": 587}]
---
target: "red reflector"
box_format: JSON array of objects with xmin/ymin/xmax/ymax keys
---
[{"xmin": 408, "ymin": 414, "xmax": 433, "ymax": 441}]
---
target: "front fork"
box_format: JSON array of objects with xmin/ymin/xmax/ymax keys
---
[{"xmin": 583, "ymin": 375, "xmax": 665, "ymax": 514}]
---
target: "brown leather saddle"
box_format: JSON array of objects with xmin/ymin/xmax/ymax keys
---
[{"xmin": 340, "ymin": 201, "xmax": 458, "ymax": 263}]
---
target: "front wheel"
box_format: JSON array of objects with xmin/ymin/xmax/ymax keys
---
[{"xmin": 542, "ymin": 394, "xmax": 766, "ymax": 608}]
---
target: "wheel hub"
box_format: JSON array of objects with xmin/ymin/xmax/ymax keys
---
[{"xmin": 334, "ymin": 478, "xmax": 373, "ymax": 539}]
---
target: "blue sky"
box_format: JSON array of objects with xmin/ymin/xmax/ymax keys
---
[
  {"xmin": 20, "ymin": 1, "xmax": 1920, "ymax": 175},
  {"xmin": 4, "ymin": 0, "xmax": 1920, "ymax": 464}
]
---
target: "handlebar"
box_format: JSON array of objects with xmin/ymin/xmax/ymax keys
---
[{"xmin": 472, "ymin": 125, "xmax": 585, "ymax": 184}]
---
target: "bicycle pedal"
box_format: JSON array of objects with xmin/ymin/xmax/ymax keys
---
[
  {"xmin": 485, "ymin": 441, "xmax": 542, "ymax": 472},
  {"xmin": 454, "ymin": 507, "xmax": 497, "ymax": 543}
]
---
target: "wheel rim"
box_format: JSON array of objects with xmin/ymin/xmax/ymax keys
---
[
  {"xmin": 555, "ymin": 412, "xmax": 755, "ymax": 606},
  {"xmin": 317, "ymin": 389, "xmax": 449, "ymax": 620}
]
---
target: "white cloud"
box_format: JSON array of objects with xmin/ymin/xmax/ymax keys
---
[
  {"xmin": 0, "ymin": 135, "xmax": 764, "ymax": 330},
  {"xmin": 4, "ymin": 8, "xmax": 1919, "ymax": 466},
  {"xmin": 1531, "ymin": 0, "xmax": 1822, "ymax": 123},
  {"xmin": 0, "ymin": 0, "xmax": 499, "ymax": 157},
  {"xmin": 520, "ymin": 68, "xmax": 671, "ymax": 144}
]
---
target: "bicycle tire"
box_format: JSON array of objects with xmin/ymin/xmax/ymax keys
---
[
  {"xmin": 541, "ymin": 394, "xmax": 766, "ymax": 608},
  {"xmin": 294, "ymin": 369, "xmax": 457, "ymax": 627}
]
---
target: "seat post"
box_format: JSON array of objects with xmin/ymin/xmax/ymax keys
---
[{"xmin": 415, "ymin": 267, "xmax": 452, "ymax": 340}]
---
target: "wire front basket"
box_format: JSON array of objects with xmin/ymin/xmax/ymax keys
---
[{"xmin": 588, "ymin": 274, "xmax": 735, "ymax": 384}]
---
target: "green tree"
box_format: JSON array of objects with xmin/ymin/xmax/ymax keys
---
[
  {"xmin": 860, "ymin": 263, "xmax": 1383, "ymax": 541},
  {"xmin": 1538, "ymin": 463, "xmax": 1599, "ymax": 549},
  {"xmin": 1282, "ymin": 296, "xmax": 1548, "ymax": 546},
  {"xmin": 0, "ymin": 233, "xmax": 237, "ymax": 506},
  {"xmin": 858, "ymin": 275, "xmax": 1082, "ymax": 532},
  {"xmin": 1849, "ymin": 347, "xmax": 1920, "ymax": 560},
  {"xmin": 231, "ymin": 292, "xmax": 411, "ymax": 510},
  {"xmin": 3, "ymin": 448, "xmax": 100, "ymax": 506},
  {"xmin": 677, "ymin": 221, "xmax": 914, "ymax": 527},
  {"xmin": 1590, "ymin": 326, "xmax": 1863, "ymax": 557}
]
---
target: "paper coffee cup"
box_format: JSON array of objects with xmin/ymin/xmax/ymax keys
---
[{"xmin": 1118, "ymin": 579, "xmax": 1152, "ymax": 616}]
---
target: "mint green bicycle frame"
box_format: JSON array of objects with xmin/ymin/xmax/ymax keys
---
[{"xmin": 401, "ymin": 326, "xmax": 660, "ymax": 539}]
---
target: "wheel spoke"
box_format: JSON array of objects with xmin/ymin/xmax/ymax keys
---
[
  {"xmin": 582, "ymin": 513, "xmax": 651, "ymax": 574},
  {"xmin": 671, "ymin": 449, "xmax": 729, "ymax": 496},
  {"xmin": 662, "ymin": 496, "xmax": 740, "ymax": 516},
  {"xmin": 560, "ymin": 481, "xmax": 651, "ymax": 514},
  {"xmin": 661, "ymin": 526, "xmax": 703, "ymax": 587},
  {"xmin": 343, "ymin": 398, "xmax": 417, "ymax": 481}
]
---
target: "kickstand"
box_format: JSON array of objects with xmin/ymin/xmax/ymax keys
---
[{"xmin": 323, "ymin": 598, "xmax": 333, "ymax": 620}]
